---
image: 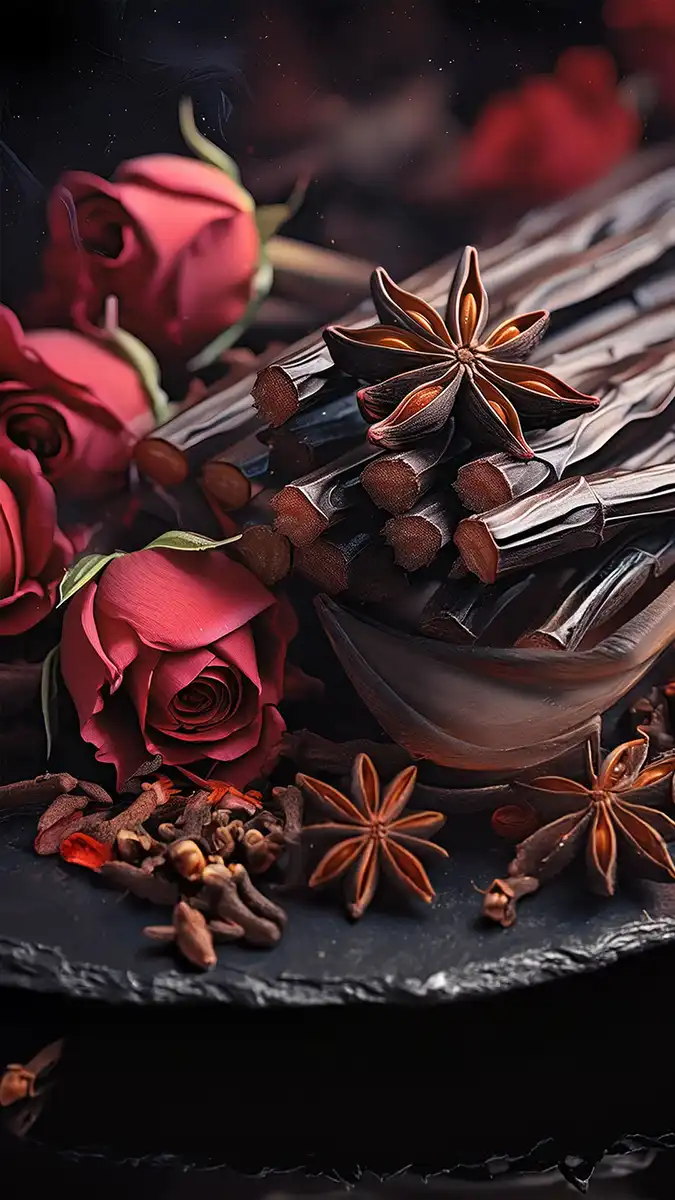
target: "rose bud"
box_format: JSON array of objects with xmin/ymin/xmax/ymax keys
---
[
  {"xmin": 60, "ymin": 547, "xmax": 297, "ymax": 790},
  {"xmin": 0, "ymin": 436, "xmax": 78, "ymax": 634},
  {"xmin": 0, "ymin": 306, "xmax": 154, "ymax": 502},
  {"xmin": 26, "ymin": 117, "xmax": 261, "ymax": 371}
]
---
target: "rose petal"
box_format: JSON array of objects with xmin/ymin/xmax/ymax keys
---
[{"xmin": 96, "ymin": 549, "xmax": 275, "ymax": 651}]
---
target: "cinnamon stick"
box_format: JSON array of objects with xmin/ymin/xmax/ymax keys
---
[
  {"xmin": 455, "ymin": 338, "xmax": 675, "ymax": 512},
  {"xmin": 270, "ymin": 444, "xmax": 381, "ymax": 547},
  {"xmin": 199, "ymin": 432, "xmax": 270, "ymax": 510},
  {"xmin": 293, "ymin": 515, "xmax": 381, "ymax": 595},
  {"xmin": 266, "ymin": 393, "xmax": 368, "ymax": 480},
  {"xmin": 455, "ymin": 463, "xmax": 675, "ymax": 584},
  {"xmin": 385, "ymin": 492, "xmax": 460, "ymax": 572},
  {"xmin": 360, "ymin": 426, "xmax": 458, "ymax": 515},
  {"xmin": 517, "ymin": 528, "xmax": 675, "ymax": 650},
  {"xmin": 134, "ymin": 373, "xmax": 263, "ymax": 486},
  {"xmin": 419, "ymin": 573, "xmax": 539, "ymax": 645}
]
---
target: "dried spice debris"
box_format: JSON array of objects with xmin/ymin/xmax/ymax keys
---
[
  {"xmin": 324, "ymin": 246, "xmax": 599, "ymax": 456},
  {"xmin": 483, "ymin": 735, "xmax": 675, "ymax": 926},
  {"xmin": 298, "ymin": 753, "xmax": 448, "ymax": 918}
]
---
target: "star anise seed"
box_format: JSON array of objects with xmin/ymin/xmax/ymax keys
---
[
  {"xmin": 297, "ymin": 753, "xmax": 448, "ymax": 919},
  {"xmin": 510, "ymin": 734, "xmax": 675, "ymax": 897},
  {"xmin": 324, "ymin": 246, "xmax": 599, "ymax": 457}
]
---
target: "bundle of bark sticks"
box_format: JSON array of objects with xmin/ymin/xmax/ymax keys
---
[{"xmin": 135, "ymin": 146, "xmax": 675, "ymax": 651}]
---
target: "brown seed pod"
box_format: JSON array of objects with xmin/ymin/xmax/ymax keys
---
[{"xmin": 491, "ymin": 801, "xmax": 539, "ymax": 842}]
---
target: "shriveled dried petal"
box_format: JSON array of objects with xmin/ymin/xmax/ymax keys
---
[
  {"xmin": 34, "ymin": 810, "xmax": 86, "ymax": 856},
  {"xmin": 37, "ymin": 793, "xmax": 86, "ymax": 834},
  {"xmin": 60, "ymin": 833, "xmax": 114, "ymax": 871}
]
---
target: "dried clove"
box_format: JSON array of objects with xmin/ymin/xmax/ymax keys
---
[
  {"xmin": 481, "ymin": 875, "xmax": 540, "ymax": 928},
  {"xmin": 272, "ymin": 785, "xmax": 305, "ymax": 890},
  {"xmin": 200, "ymin": 864, "xmax": 284, "ymax": 947},
  {"xmin": 166, "ymin": 838, "xmax": 207, "ymax": 882},
  {"xmin": 0, "ymin": 1038, "xmax": 64, "ymax": 1108},
  {"xmin": 242, "ymin": 827, "xmax": 286, "ymax": 874},
  {"xmin": 145, "ymin": 901, "xmax": 217, "ymax": 970},
  {"xmin": 99, "ymin": 860, "xmax": 179, "ymax": 905}
]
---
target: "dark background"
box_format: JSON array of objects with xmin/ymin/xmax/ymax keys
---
[{"xmin": 3, "ymin": 1, "xmax": 675, "ymax": 1195}]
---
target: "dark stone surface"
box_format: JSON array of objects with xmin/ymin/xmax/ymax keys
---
[{"xmin": 2, "ymin": 806, "xmax": 675, "ymax": 1006}]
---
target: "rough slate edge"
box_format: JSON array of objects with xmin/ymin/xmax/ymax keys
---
[
  {"xmin": 3, "ymin": 1130, "xmax": 675, "ymax": 1188},
  {"xmin": 3, "ymin": 907, "xmax": 675, "ymax": 1007}
]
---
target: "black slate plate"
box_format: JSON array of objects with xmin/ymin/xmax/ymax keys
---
[{"xmin": 2, "ymin": 805, "xmax": 675, "ymax": 1005}]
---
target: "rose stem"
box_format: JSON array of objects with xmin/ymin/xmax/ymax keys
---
[
  {"xmin": 266, "ymin": 393, "xmax": 368, "ymax": 479},
  {"xmin": 360, "ymin": 426, "xmax": 458, "ymax": 515},
  {"xmin": 516, "ymin": 528, "xmax": 675, "ymax": 650},
  {"xmin": 455, "ymin": 463, "xmax": 675, "ymax": 583},
  {"xmin": 385, "ymin": 492, "xmax": 460, "ymax": 572},
  {"xmin": 271, "ymin": 444, "xmax": 382, "ymax": 546}
]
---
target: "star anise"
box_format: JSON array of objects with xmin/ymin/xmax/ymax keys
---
[
  {"xmin": 324, "ymin": 246, "xmax": 599, "ymax": 457},
  {"xmin": 297, "ymin": 753, "xmax": 448, "ymax": 918},
  {"xmin": 510, "ymin": 735, "xmax": 675, "ymax": 897}
]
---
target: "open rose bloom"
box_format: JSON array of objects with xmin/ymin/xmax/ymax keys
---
[
  {"xmin": 60, "ymin": 548, "xmax": 296, "ymax": 789},
  {"xmin": 0, "ymin": 306, "xmax": 154, "ymax": 501},
  {"xmin": 28, "ymin": 155, "xmax": 261, "ymax": 371},
  {"xmin": 0, "ymin": 437, "xmax": 76, "ymax": 635}
]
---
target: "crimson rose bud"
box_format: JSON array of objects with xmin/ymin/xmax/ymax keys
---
[
  {"xmin": 28, "ymin": 154, "xmax": 260, "ymax": 370},
  {"xmin": 0, "ymin": 306, "xmax": 154, "ymax": 501},
  {"xmin": 0, "ymin": 436, "xmax": 76, "ymax": 635}
]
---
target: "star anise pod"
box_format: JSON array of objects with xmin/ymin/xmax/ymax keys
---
[
  {"xmin": 324, "ymin": 246, "xmax": 599, "ymax": 457},
  {"xmin": 297, "ymin": 753, "xmax": 448, "ymax": 918},
  {"xmin": 510, "ymin": 735, "xmax": 675, "ymax": 897}
]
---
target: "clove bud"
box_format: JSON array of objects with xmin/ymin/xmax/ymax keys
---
[
  {"xmin": 167, "ymin": 838, "xmax": 207, "ymax": 881},
  {"xmin": 481, "ymin": 875, "xmax": 539, "ymax": 928}
]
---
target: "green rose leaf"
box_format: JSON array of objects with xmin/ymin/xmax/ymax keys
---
[
  {"xmin": 58, "ymin": 552, "xmax": 125, "ymax": 607},
  {"xmin": 40, "ymin": 644, "xmax": 61, "ymax": 761},
  {"xmin": 144, "ymin": 531, "xmax": 242, "ymax": 553}
]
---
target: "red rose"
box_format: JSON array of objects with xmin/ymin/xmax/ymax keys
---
[
  {"xmin": 0, "ymin": 307, "xmax": 154, "ymax": 501},
  {"xmin": 60, "ymin": 547, "xmax": 296, "ymax": 789},
  {"xmin": 28, "ymin": 154, "xmax": 260, "ymax": 370},
  {"xmin": 0, "ymin": 436, "xmax": 76, "ymax": 635},
  {"xmin": 605, "ymin": 0, "xmax": 675, "ymax": 112},
  {"xmin": 458, "ymin": 47, "xmax": 641, "ymax": 204}
]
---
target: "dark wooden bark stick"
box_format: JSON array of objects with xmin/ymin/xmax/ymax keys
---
[
  {"xmin": 455, "ymin": 336, "xmax": 675, "ymax": 512},
  {"xmin": 199, "ymin": 431, "xmax": 270, "ymax": 510},
  {"xmin": 254, "ymin": 148, "xmax": 675, "ymax": 429},
  {"xmin": 384, "ymin": 492, "xmax": 460, "ymax": 572},
  {"xmin": 293, "ymin": 516, "xmax": 381, "ymax": 595},
  {"xmin": 266, "ymin": 393, "xmax": 367, "ymax": 480},
  {"xmin": 455, "ymin": 462, "xmax": 675, "ymax": 584},
  {"xmin": 293, "ymin": 520, "xmax": 403, "ymax": 604},
  {"xmin": 270, "ymin": 444, "xmax": 381, "ymax": 547},
  {"xmin": 517, "ymin": 529, "xmax": 675, "ymax": 650},
  {"xmin": 419, "ymin": 573, "xmax": 538, "ymax": 645},
  {"xmin": 360, "ymin": 426, "xmax": 458, "ymax": 515}
]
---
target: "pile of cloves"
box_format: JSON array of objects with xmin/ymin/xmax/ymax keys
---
[{"xmin": 18, "ymin": 771, "xmax": 306, "ymax": 970}]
